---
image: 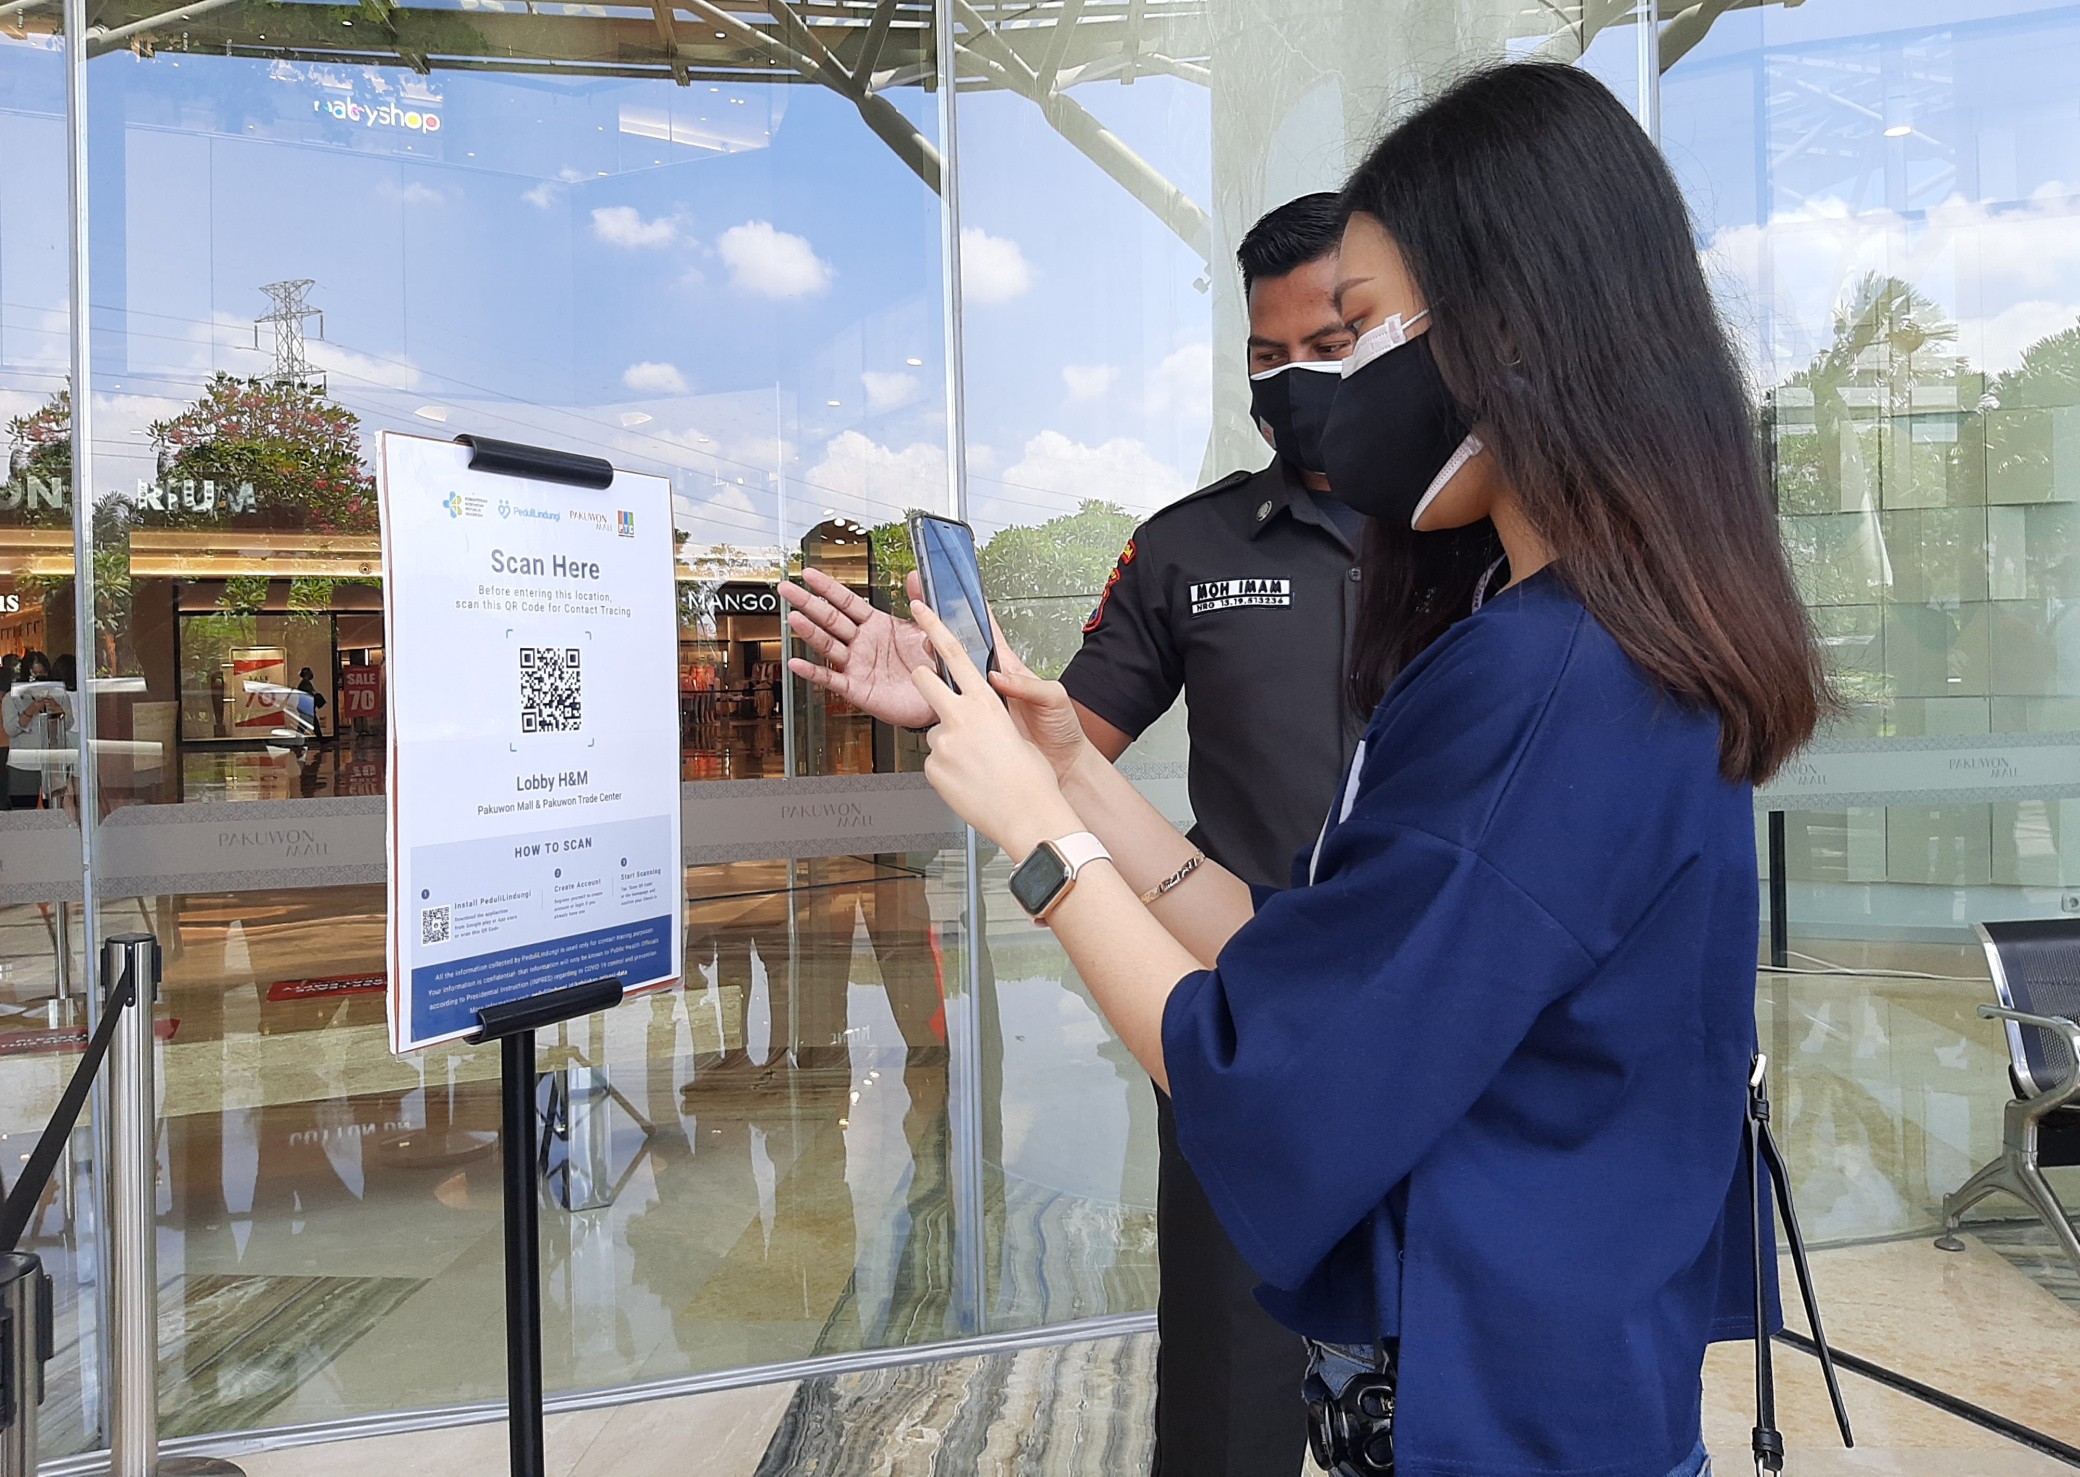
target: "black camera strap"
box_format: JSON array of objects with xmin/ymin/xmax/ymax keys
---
[{"xmin": 1746, "ymin": 1053, "xmax": 1854, "ymax": 1474}]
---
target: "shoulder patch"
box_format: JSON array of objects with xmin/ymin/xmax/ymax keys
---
[{"xmin": 1083, "ymin": 538, "xmax": 1137, "ymax": 634}]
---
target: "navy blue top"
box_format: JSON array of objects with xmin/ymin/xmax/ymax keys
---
[{"xmin": 1162, "ymin": 570, "xmax": 1768, "ymax": 1477}]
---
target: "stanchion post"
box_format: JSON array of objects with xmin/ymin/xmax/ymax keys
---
[
  {"xmin": 53, "ymin": 903, "xmax": 72, "ymax": 1007},
  {"xmin": 102, "ymin": 934, "xmax": 244, "ymax": 1477},
  {"xmin": 1, "ymin": 1251, "xmax": 53, "ymax": 1477},
  {"xmin": 103, "ymin": 933, "xmax": 159, "ymax": 1477}
]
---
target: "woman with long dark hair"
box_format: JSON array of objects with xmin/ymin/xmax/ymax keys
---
[{"xmin": 810, "ymin": 62, "xmax": 1827, "ymax": 1476}]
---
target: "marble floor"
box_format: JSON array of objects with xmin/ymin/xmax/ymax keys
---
[
  {"xmin": 1793, "ymin": 1234, "xmax": 2080, "ymax": 1448},
  {"xmin": 189, "ymin": 1326, "xmax": 2079, "ymax": 1477},
  {"xmin": 1977, "ymin": 1220, "xmax": 2080, "ymax": 1311},
  {"xmin": 3, "ymin": 867, "xmax": 2077, "ymax": 1462}
]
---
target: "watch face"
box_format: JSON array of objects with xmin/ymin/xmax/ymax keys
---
[{"xmin": 1009, "ymin": 844, "xmax": 1071, "ymax": 917}]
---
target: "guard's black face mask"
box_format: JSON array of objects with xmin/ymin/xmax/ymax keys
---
[
  {"xmin": 1319, "ymin": 309, "xmax": 1483, "ymax": 528},
  {"xmin": 1248, "ymin": 360, "xmax": 1342, "ymax": 477}
]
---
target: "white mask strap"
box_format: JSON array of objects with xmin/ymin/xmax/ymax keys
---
[
  {"xmin": 1249, "ymin": 360, "xmax": 1348, "ymax": 383},
  {"xmin": 1343, "ymin": 308, "xmax": 1431, "ymax": 377},
  {"xmin": 1408, "ymin": 433, "xmax": 1484, "ymax": 528}
]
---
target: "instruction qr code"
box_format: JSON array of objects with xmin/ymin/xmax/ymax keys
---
[
  {"xmin": 519, "ymin": 645, "xmax": 583, "ymax": 733},
  {"xmin": 420, "ymin": 906, "xmax": 451, "ymax": 945}
]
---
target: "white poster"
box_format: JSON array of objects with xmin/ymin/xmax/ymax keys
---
[{"xmin": 378, "ymin": 433, "xmax": 683, "ymax": 1052}]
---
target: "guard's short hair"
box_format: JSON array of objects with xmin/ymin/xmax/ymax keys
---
[{"xmin": 1237, "ymin": 192, "xmax": 1344, "ymax": 294}]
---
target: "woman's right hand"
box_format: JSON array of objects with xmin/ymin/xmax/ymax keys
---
[{"xmin": 988, "ymin": 643, "xmax": 1100, "ymax": 786}]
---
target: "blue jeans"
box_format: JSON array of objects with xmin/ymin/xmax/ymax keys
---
[{"xmin": 1305, "ymin": 1341, "xmax": 1712, "ymax": 1477}]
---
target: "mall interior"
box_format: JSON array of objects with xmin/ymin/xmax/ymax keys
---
[{"xmin": 2, "ymin": 1, "xmax": 2079, "ymax": 1473}]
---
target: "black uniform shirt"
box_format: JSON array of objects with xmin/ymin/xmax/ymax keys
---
[{"xmin": 1061, "ymin": 459, "xmax": 1365, "ymax": 891}]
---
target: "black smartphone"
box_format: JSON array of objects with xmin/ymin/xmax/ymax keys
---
[{"xmin": 907, "ymin": 512, "xmax": 998, "ymax": 694}]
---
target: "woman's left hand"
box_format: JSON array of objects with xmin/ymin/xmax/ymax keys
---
[{"xmin": 910, "ymin": 601, "xmax": 1082, "ymax": 862}]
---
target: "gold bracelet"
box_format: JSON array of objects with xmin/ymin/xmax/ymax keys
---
[{"xmin": 1139, "ymin": 851, "xmax": 1205, "ymax": 906}]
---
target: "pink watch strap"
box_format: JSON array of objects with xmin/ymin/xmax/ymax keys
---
[{"xmin": 1053, "ymin": 831, "xmax": 1111, "ymax": 878}]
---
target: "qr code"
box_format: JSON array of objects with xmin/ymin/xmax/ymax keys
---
[
  {"xmin": 421, "ymin": 906, "xmax": 451, "ymax": 945},
  {"xmin": 519, "ymin": 646, "xmax": 583, "ymax": 733}
]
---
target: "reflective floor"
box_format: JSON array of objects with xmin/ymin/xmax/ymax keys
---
[
  {"xmin": 191, "ymin": 1327, "xmax": 2079, "ymax": 1477},
  {"xmin": 1756, "ymin": 939, "xmax": 2080, "ymax": 1445},
  {"xmin": 1, "ymin": 895, "xmax": 2075, "ymax": 1457},
  {"xmin": 0, "ymin": 853, "xmax": 1160, "ymax": 1458}
]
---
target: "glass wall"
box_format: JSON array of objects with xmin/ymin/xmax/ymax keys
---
[
  {"xmin": 5, "ymin": 1, "xmax": 981, "ymax": 1458},
  {"xmin": 951, "ymin": 0, "xmax": 2080, "ymax": 1452},
  {"xmin": 1, "ymin": 0, "xmax": 2075, "ymax": 1464},
  {"xmin": 0, "ymin": 0, "xmax": 100, "ymax": 1459},
  {"xmin": 946, "ymin": 0, "xmax": 1675, "ymax": 1334},
  {"xmin": 78, "ymin": 11, "xmax": 969, "ymax": 1441},
  {"xmin": 1666, "ymin": 1, "xmax": 2080, "ymax": 1445}
]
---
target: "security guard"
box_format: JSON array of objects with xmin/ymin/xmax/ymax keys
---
[
  {"xmin": 1060, "ymin": 193, "xmax": 1365, "ymax": 1476},
  {"xmin": 777, "ymin": 193, "xmax": 1367, "ymax": 1476}
]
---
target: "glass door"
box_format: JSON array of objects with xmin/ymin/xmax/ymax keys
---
[
  {"xmin": 60, "ymin": 0, "xmax": 974, "ymax": 1446},
  {"xmin": 0, "ymin": 1, "xmax": 100, "ymax": 1455}
]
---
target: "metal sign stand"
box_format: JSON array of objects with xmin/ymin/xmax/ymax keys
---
[
  {"xmin": 384, "ymin": 432, "xmax": 662, "ymax": 1475},
  {"xmin": 468, "ymin": 977, "xmax": 626, "ymax": 1477}
]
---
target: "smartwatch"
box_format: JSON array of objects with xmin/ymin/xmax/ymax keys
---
[{"xmin": 1008, "ymin": 831, "xmax": 1111, "ymax": 923}]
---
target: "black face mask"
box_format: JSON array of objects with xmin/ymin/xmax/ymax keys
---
[
  {"xmin": 1319, "ymin": 313, "xmax": 1482, "ymax": 527},
  {"xmin": 1248, "ymin": 361, "xmax": 1341, "ymax": 477}
]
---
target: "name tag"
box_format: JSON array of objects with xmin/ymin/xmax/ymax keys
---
[{"xmin": 1189, "ymin": 578, "xmax": 1291, "ymax": 615}]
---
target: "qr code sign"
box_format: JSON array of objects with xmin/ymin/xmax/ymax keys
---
[
  {"xmin": 421, "ymin": 906, "xmax": 451, "ymax": 945},
  {"xmin": 519, "ymin": 645, "xmax": 583, "ymax": 733}
]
